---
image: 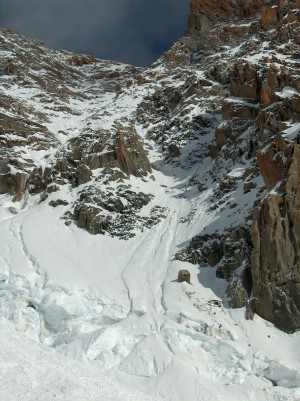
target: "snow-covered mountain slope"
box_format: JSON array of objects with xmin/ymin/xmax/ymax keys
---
[
  {"xmin": 2, "ymin": 134, "xmax": 300, "ymax": 401},
  {"xmin": 1, "ymin": 0, "xmax": 300, "ymax": 400}
]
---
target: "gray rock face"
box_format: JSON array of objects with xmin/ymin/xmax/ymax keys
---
[
  {"xmin": 175, "ymin": 229, "xmax": 253, "ymax": 308},
  {"xmin": 72, "ymin": 186, "xmax": 166, "ymax": 239},
  {"xmin": 0, "ymin": 168, "xmax": 29, "ymax": 202},
  {"xmin": 75, "ymin": 165, "xmax": 92, "ymax": 186}
]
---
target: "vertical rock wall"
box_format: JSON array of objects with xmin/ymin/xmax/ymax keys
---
[{"xmin": 251, "ymin": 143, "xmax": 300, "ymax": 332}]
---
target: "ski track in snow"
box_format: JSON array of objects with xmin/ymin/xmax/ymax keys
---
[
  {"xmin": 122, "ymin": 208, "xmax": 178, "ymax": 320},
  {"xmin": 0, "ymin": 70, "xmax": 300, "ymax": 401}
]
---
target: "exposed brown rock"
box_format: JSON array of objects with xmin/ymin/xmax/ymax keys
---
[
  {"xmin": 257, "ymin": 136, "xmax": 289, "ymax": 191},
  {"xmin": 251, "ymin": 144, "xmax": 300, "ymax": 333},
  {"xmin": 267, "ymin": 70, "xmax": 279, "ymax": 89},
  {"xmin": 12, "ymin": 172, "xmax": 29, "ymax": 202},
  {"xmin": 227, "ymin": 274, "xmax": 251, "ymax": 308},
  {"xmin": 215, "ymin": 122, "xmax": 232, "ymax": 147},
  {"xmin": 188, "ymin": 0, "xmax": 250, "ymax": 34},
  {"xmin": 222, "ymin": 99, "xmax": 258, "ymax": 120},
  {"xmin": 75, "ymin": 204, "xmax": 109, "ymax": 235},
  {"xmin": 0, "ymin": 167, "xmax": 29, "ymax": 202},
  {"xmin": 187, "ymin": 0, "xmax": 287, "ymax": 36},
  {"xmin": 261, "ymin": 7, "xmax": 278, "ymax": 30},
  {"xmin": 230, "ymin": 60, "xmax": 258, "ymax": 101},
  {"xmin": 178, "ymin": 270, "xmax": 191, "ymax": 284},
  {"xmin": 223, "ymin": 24, "xmax": 250, "ymax": 37},
  {"xmin": 68, "ymin": 54, "xmax": 97, "ymax": 67},
  {"xmin": 114, "ymin": 132, "xmax": 151, "ymax": 176},
  {"xmin": 115, "ymin": 134, "xmax": 141, "ymax": 176},
  {"xmin": 231, "ymin": 81, "xmax": 258, "ymax": 100},
  {"xmin": 260, "ymin": 84, "xmax": 273, "ymax": 107}
]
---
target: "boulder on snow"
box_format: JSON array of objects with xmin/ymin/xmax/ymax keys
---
[
  {"xmin": 178, "ymin": 269, "xmax": 191, "ymax": 284},
  {"xmin": 168, "ymin": 143, "xmax": 181, "ymax": 157}
]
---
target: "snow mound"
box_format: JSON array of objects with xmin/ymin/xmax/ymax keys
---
[
  {"xmin": 263, "ymin": 362, "xmax": 300, "ymax": 388},
  {"xmin": 0, "ymin": 320, "xmax": 161, "ymax": 401},
  {"xmin": 119, "ymin": 334, "xmax": 174, "ymax": 377}
]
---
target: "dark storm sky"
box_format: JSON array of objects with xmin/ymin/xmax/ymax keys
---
[{"xmin": 0, "ymin": 0, "xmax": 189, "ymax": 66}]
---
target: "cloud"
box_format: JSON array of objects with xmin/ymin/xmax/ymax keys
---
[{"xmin": 0, "ymin": 0, "xmax": 189, "ymax": 66}]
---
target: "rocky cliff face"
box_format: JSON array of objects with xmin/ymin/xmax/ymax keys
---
[
  {"xmin": 251, "ymin": 140, "xmax": 300, "ymax": 332},
  {"xmin": 189, "ymin": 1, "xmax": 300, "ymax": 332},
  {"xmin": 163, "ymin": 0, "xmax": 300, "ymax": 331},
  {"xmin": 188, "ymin": 0, "xmax": 300, "ymax": 34},
  {"xmin": 0, "ymin": 0, "xmax": 300, "ymax": 334}
]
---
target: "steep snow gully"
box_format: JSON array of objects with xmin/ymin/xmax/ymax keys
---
[
  {"xmin": 1, "ymin": 33, "xmax": 300, "ymax": 401},
  {"xmin": 1, "ymin": 119, "xmax": 300, "ymax": 401}
]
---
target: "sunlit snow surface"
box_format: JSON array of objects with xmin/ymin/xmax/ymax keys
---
[
  {"xmin": 0, "ymin": 319, "xmax": 161, "ymax": 401},
  {"xmin": 1, "ymin": 151, "xmax": 300, "ymax": 401},
  {"xmin": 0, "ymin": 59, "xmax": 300, "ymax": 401}
]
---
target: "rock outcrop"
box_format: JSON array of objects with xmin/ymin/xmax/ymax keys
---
[
  {"xmin": 111, "ymin": 0, "xmax": 300, "ymax": 330},
  {"xmin": 175, "ymin": 228, "xmax": 253, "ymax": 308},
  {"xmin": 0, "ymin": 29, "xmax": 156, "ymax": 239},
  {"xmin": 250, "ymin": 141, "xmax": 300, "ymax": 332},
  {"xmin": 188, "ymin": 0, "xmax": 300, "ymax": 35},
  {"xmin": 169, "ymin": 0, "xmax": 300, "ymax": 331},
  {"xmin": 178, "ymin": 270, "xmax": 191, "ymax": 284}
]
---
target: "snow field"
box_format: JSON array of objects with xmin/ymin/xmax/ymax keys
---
[
  {"xmin": 0, "ymin": 51, "xmax": 300, "ymax": 401},
  {"xmin": 0, "ymin": 319, "xmax": 162, "ymax": 401},
  {"xmin": 1, "ymin": 149, "xmax": 300, "ymax": 401}
]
